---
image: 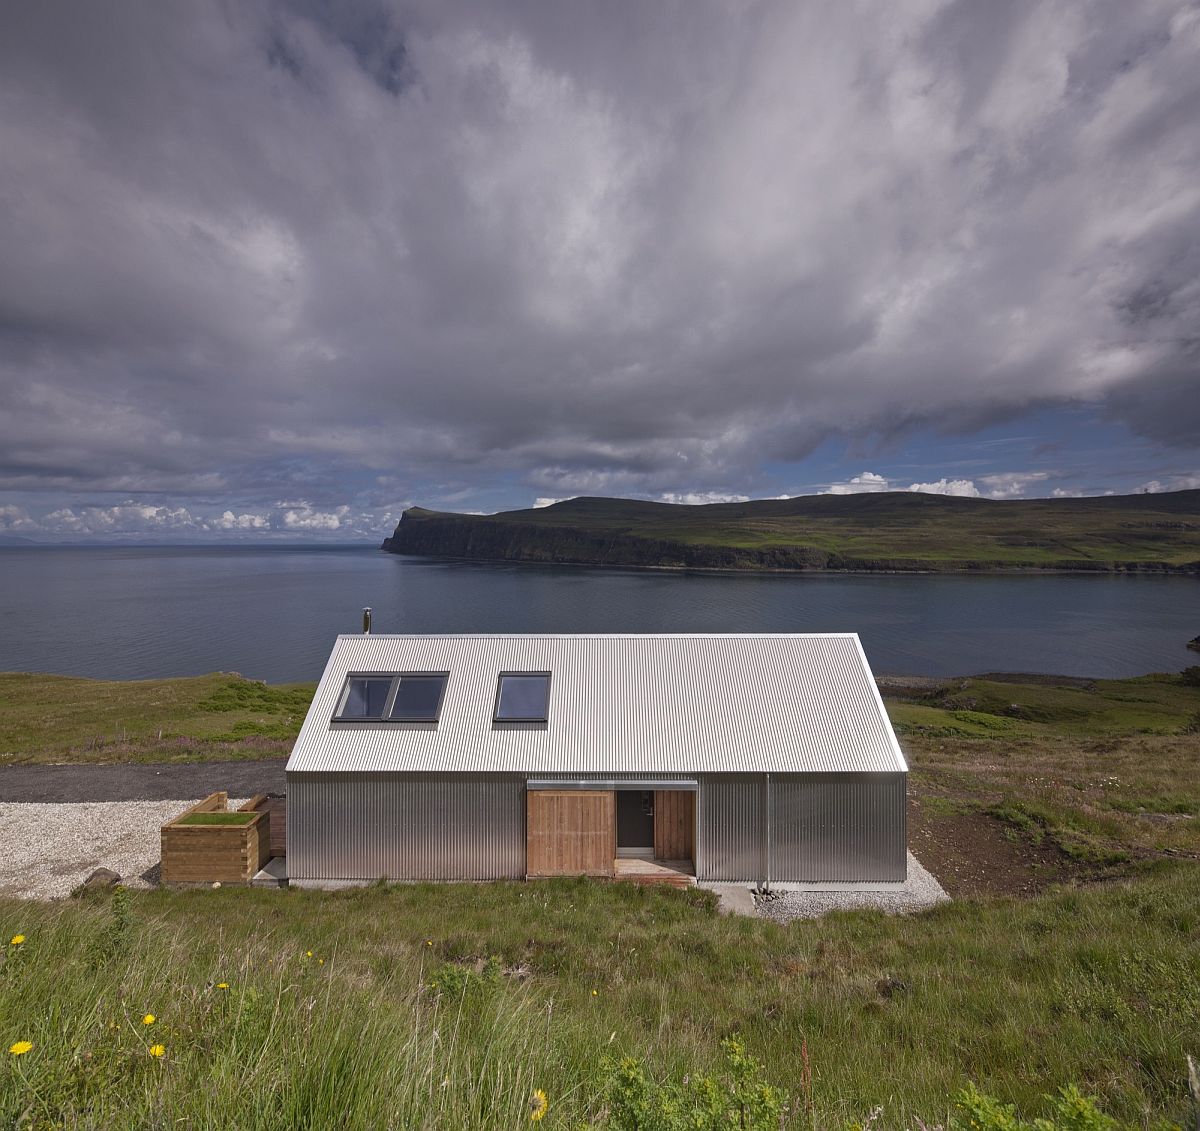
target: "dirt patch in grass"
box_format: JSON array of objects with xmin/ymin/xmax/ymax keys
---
[{"xmin": 907, "ymin": 794, "xmax": 1083, "ymax": 898}]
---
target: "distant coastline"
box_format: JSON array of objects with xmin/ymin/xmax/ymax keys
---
[{"xmin": 382, "ymin": 489, "xmax": 1200, "ymax": 575}]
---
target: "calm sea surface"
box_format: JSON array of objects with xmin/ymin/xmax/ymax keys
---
[{"xmin": 0, "ymin": 545, "xmax": 1195, "ymax": 682}]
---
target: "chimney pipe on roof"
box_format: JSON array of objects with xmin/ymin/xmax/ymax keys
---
[{"xmin": 362, "ymin": 607, "xmax": 373, "ymax": 634}]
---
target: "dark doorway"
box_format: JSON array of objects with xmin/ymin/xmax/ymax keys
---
[{"xmin": 616, "ymin": 790, "xmax": 655, "ymax": 851}]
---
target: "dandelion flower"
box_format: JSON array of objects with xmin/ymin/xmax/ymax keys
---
[
  {"xmin": 305, "ymin": 950, "xmax": 313, "ymax": 958},
  {"xmin": 142, "ymin": 1014, "xmax": 156, "ymax": 1026},
  {"xmin": 318, "ymin": 957, "xmax": 325, "ymax": 966},
  {"xmin": 529, "ymin": 1089, "xmax": 548, "ymax": 1122},
  {"xmin": 216, "ymin": 982, "xmax": 229, "ymax": 990},
  {"xmin": 425, "ymin": 940, "xmax": 432, "ymax": 947},
  {"xmin": 148, "ymin": 1044, "xmax": 165, "ymax": 1058},
  {"xmin": 591, "ymin": 989, "xmax": 598, "ymax": 996},
  {"xmin": 8, "ymin": 1041, "xmax": 32, "ymax": 1056},
  {"xmin": 10, "ymin": 935, "xmax": 24, "ymax": 946}
]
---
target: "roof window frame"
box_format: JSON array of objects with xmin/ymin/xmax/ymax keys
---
[
  {"xmin": 492, "ymin": 671, "xmax": 552, "ymax": 724},
  {"xmin": 333, "ymin": 671, "xmax": 450, "ymax": 723}
]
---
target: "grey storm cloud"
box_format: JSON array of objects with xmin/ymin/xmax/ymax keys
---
[{"xmin": 1, "ymin": 0, "xmax": 1199, "ymax": 519}]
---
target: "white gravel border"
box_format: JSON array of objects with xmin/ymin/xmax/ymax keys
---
[
  {"xmin": 755, "ymin": 852, "xmax": 949, "ymax": 922},
  {"xmin": 0, "ymin": 799, "xmax": 247, "ymax": 901}
]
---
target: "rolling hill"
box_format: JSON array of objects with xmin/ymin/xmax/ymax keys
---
[{"xmin": 381, "ymin": 489, "xmax": 1200, "ymax": 573}]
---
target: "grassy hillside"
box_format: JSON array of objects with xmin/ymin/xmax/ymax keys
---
[
  {"xmin": 383, "ymin": 489, "xmax": 1200, "ymax": 571},
  {"xmin": 887, "ymin": 673, "xmax": 1200, "ymax": 878},
  {"xmin": 0, "ymin": 672, "xmax": 315, "ymax": 765},
  {"xmin": 2, "ymin": 868, "xmax": 1198, "ymax": 1127}
]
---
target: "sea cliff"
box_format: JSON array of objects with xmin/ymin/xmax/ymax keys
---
[{"xmin": 382, "ymin": 491, "xmax": 1200, "ymax": 574}]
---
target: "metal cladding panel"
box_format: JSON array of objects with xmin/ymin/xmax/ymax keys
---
[
  {"xmin": 696, "ymin": 773, "xmax": 906, "ymax": 882},
  {"xmin": 286, "ymin": 773, "xmax": 525, "ymax": 881},
  {"xmin": 696, "ymin": 776, "xmax": 761, "ymax": 882},
  {"xmin": 287, "ymin": 634, "xmax": 907, "ymax": 775},
  {"xmin": 769, "ymin": 773, "xmax": 906, "ymax": 882}
]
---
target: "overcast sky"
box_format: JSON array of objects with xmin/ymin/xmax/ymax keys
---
[{"xmin": 1, "ymin": 1, "xmax": 1198, "ymax": 540}]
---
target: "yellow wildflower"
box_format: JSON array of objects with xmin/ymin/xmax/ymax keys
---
[
  {"xmin": 9, "ymin": 935, "xmax": 24, "ymax": 946},
  {"xmin": 8, "ymin": 1041, "xmax": 32, "ymax": 1056},
  {"xmin": 529, "ymin": 1089, "xmax": 548, "ymax": 1122},
  {"xmin": 142, "ymin": 1014, "xmax": 156, "ymax": 1026},
  {"xmin": 305, "ymin": 950, "xmax": 313, "ymax": 958},
  {"xmin": 318, "ymin": 957, "xmax": 325, "ymax": 966},
  {"xmin": 591, "ymin": 989, "xmax": 598, "ymax": 996},
  {"xmin": 215, "ymin": 983, "xmax": 229, "ymax": 990},
  {"xmin": 148, "ymin": 1044, "xmax": 165, "ymax": 1058}
]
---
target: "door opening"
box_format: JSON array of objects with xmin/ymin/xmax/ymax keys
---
[{"xmin": 616, "ymin": 790, "xmax": 655, "ymax": 858}]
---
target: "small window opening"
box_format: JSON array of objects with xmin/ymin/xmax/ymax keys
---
[{"xmin": 494, "ymin": 672, "xmax": 551, "ymax": 723}]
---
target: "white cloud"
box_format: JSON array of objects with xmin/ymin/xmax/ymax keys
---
[
  {"xmin": 906, "ymin": 478, "xmax": 982, "ymax": 498},
  {"xmin": 40, "ymin": 504, "xmax": 201, "ymax": 533},
  {"xmin": 659, "ymin": 492, "xmax": 750, "ymax": 505},
  {"xmin": 0, "ymin": 504, "xmax": 38, "ymax": 532},
  {"xmin": 978, "ymin": 471, "xmax": 1055, "ymax": 499},
  {"xmin": 822, "ymin": 471, "xmax": 986, "ymax": 498},
  {"xmin": 1136, "ymin": 472, "xmax": 1200, "ymax": 493},
  {"xmin": 824, "ymin": 472, "xmax": 891, "ymax": 495},
  {"xmin": 281, "ymin": 503, "xmax": 349, "ymax": 531},
  {"xmin": 212, "ymin": 510, "xmax": 269, "ymax": 530},
  {"xmin": 533, "ymin": 497, "xmax": 567, "ymax": 508}
]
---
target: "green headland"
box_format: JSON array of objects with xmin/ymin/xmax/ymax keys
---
[{"xmin": 383, "ymin": 488, "xmax": 1200, "ymax": 572}]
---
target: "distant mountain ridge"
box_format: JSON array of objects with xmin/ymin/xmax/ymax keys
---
[{"xmin": 381, "ymin": 489, "xmax": 1200, "ymax": 573}]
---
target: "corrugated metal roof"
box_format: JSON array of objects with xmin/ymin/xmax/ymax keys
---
[{"xmin": 285, "ymin": 634, "xmax": 907, "ymax": 775}]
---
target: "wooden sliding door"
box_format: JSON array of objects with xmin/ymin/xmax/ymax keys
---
[{"xmin": 526, "ymin": 790, "xmax": 615, "ymax": 877}]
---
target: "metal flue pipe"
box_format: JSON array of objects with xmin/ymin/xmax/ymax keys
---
[{"xmin": 362, "ymin": 607, "xmax": 373, "ymax": 634}]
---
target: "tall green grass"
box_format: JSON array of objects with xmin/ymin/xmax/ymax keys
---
[{"xmin": 3, "ymin": 868, "xmax": 1198, "ymax": 1127}]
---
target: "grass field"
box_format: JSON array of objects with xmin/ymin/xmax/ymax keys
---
[
  {"xmin": 0, "ymin": 672, "xmax": 313, "ymax": 765},
  {"xmin": 2, "ymin": 867, "xmax": 1199, "ymax": 1127},
  {"xmin": 389, "ymin": 490, "xmax": 1200, "ymax": 570}
]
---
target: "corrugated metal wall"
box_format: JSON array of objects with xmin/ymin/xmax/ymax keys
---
[
  {"xmin": 288, "ymin": 770, "xmax": 905, "ymax": 883},
  {"xmin": 287, "ymin": 773, "xmax": 526, "ymax": 881},
  {"xmin": 697, "ymin": 773, "xmax": 906, "ymax": 882}
]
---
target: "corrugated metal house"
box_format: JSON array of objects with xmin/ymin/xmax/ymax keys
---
[{"xmin": 285, "ymin": 633, "xmax": 907, "ymax": 885}]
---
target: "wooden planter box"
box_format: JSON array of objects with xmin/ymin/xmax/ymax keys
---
[{"xmin": 160, "ymin": 792, "xmax": 271, "ymax": 885}]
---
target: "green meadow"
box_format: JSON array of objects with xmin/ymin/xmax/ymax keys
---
[{"xmin": 2, "ymin": 868, "xmax": 1199, "ymax": 1128}]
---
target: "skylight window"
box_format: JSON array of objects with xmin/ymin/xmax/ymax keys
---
[
  {"xmin": 388, "ymin": 674, "xmax": 448, "ymax": 721},
  {"xmin": 337, "ymin": 677, "xmax": 394, "ymax": 719},
  {"xmin": 334, "ymin": 673, "xmax": 449, "ymax": 722},
  {"xmin": 494, "ymin": 672, "xmax": 551, "ymax": 723}
]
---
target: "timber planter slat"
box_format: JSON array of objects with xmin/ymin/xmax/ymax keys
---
[{"xmin": 160, "ymin": 792, "xmax": 272, "ymax": 885}]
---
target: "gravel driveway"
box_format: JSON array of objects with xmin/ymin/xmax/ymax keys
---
[
  {"xmin": 0, "ymin": 762, "xmax": 281, "ymax": 900},
  {"xmin": 0, "ymin": 799, "xmax": 249, "ymax": 900}
]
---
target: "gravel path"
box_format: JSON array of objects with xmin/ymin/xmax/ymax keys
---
[
  {"xmin": 0, "ymin": 759, "xmax": 286, "ymax": 803},
  {"xmin": 0, "ymin": 799, "xmax": 249, "ymax": 900},
  {"xmin": 755, "ymin": 853, "xmax": 949, "ymax": 922}
]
